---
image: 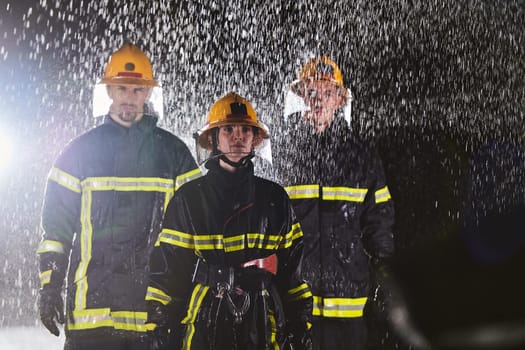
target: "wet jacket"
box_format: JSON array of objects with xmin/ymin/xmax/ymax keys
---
[
  {"xmin": 273, "ymin": 115, "xmax": 395, "ymax": 320},
  {"xmin": 37, "ymin": 114, "xmax": 200, "ymax": 337},
  {"xmin": 146, "ymin": 159, "xmax": 312, "ymax": 350}
]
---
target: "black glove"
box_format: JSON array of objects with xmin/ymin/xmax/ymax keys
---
[
  {"xmin": 39, "ymin": 286, "xmax": 64, "ymax": 336},
  {"xmin": 146, "ymin": 301, "xmax": 170, "ymax": 350}
]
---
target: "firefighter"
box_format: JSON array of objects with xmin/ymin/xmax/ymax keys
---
[
  {"xmin": 273, "ymin": 57, "xmax": 395, "ymax": 350},
  {"xmin": 36, "ymin": 43, "xmax": 200, "ymax": 350},
  {"xmin": 145, "ymin": 92, "xmax": 313, "ymax": 350}
]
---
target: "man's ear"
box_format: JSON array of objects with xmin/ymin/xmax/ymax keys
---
[
  {"xmin": 145, "ymin": 87, "xmax": 153, "ymax": 101},
  {"xmin": 106, "ymin": 85, "xmax": 114, "ymax": 100}
]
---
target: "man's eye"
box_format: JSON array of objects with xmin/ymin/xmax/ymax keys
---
[
  {"xmin": 134, "ymin": 88, "xmax": 145, "ymax": 93},
  {"xmin": 306, "ymin": 89, "xmax": 317, "ymax": 98},
  {"xmin": 241, "ymin": 126, "xmax": 252, "ymax": 133},
  {"xmin": 223, "ymin": 126, "xmax": 234, "ymax": 133},
  {"xmin": 324, "ymin": 90, "xmax": 332, "ymax": 97}
]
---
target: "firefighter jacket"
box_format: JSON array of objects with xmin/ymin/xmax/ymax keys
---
[
  {"xmin": 146, "ymin": 159, "xmax": 313, "ymax": 350},
  {"xmin": 37, "ymin": 114, "xmax": 200, "ymax": 337},
  {"xmin": 273, "ymin": 114, "xmax": 395, "ymax": 320}
]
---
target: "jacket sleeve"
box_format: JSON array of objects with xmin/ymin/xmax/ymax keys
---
[
  {"xmin": 361, "ymin": 149, "xmax": 395, "ymax": 260},
  {"xmin": 37, "ymin": 143, "xmax": 81, "ymax": 290},
  {"xmin": 275, "ymin": 193, "xmax": 313, "ymax": 329},
  {"xmin": 146, "ymin": 192, "xmax": 198, "ymax": 324}
]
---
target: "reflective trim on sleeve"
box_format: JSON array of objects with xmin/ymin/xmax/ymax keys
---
[
  {"xmin": 312, "ymin": 295, "xmax": 368, "ymax": 318},
  {"xmin": 67, "ymin": 308, "xmax": 151, "ymax": 332},
  {"xmin": 156, "ymin": 228, "xmax": 195, "ymax": 248},
  {"xmin": 36, "ymin": 240, "xmax": 66, "ymax": 254},
  {"xmin": 375, "ymin": 186, "xmax": 392, "ymax": 203},
  {"xmin": 39, "ymin": 270, "xmax": 52, "ymax": 287},
  {"xmin": 48, "ymin": 167, "xmax": 81, "ymax": 193},
  {"xmin": 287, "ymin": 282, "xmax": 312, "ymax": 301},
  {"xmin": 175, "ymin": 168, "xmax": 202, "ymax": 191},
  {"xmin": 181, "ymin": 284, "xmax": 209, "ymax": 324},
  {"xmin": 323, "ymin": 186, "xmax": 368, "ymax": 202},
  {"xmin": 82, "ymin": 177, "xmax": 175, "ymax": 193},
  {"xmin": 145, "ymin": 286, "xmax": 172, "ymax": 305},
  {"xmin": 285, "ymin": 184, "xmax": 320, "ymax": 199},
  {"xmin": 280, "ymin": 222, "xmax": 303, "ymax": 249}
]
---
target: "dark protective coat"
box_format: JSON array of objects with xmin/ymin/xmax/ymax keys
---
[
  {"xmin": 37, "ymin": 114, "xmax": 200, "ymax": 339},
  {"xmin": 146, "ymin": 159, "xmax": 312, "ymax": 350},
  {"xmin": 272, "ymin": 114, "xmax": 394, "ymax": 348}
]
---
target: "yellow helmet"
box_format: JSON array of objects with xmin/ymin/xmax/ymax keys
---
[
  {"xmin": 198, "ymin": 92, "xmax": 269, "ymax": 150},
  {"xmin": 99, "ymin": 43, "xmax": 159, "ymax": 87},
  {"xmin": 290, "ymin": 56, "xmax": 347, "ymax": 98}
]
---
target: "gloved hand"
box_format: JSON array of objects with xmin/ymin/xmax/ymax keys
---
[
  {"xmin": 39, "ymin": 287, "xmax": 64, "ymax": 336},
  {"xmin": 146, "ymin": 301, "xmax": 170, "ymax": 350}
]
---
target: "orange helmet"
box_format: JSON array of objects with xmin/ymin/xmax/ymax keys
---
[
  {"xmin": 99, "ymin": 43, "xmax": 158, "ymax": 87},
  {"xmin": 290, "ymin": 56, "xmax": 347, "ymax": 98},
  {"xmin": 198, "ymin": 92, "xmax": 269, "ymax": 150}
]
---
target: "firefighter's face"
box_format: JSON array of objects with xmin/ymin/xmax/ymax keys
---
[
  {"xmin": 107, "ymin": 84, "xmax": 151, "ymax": 127},
  {"xmin": 301, "ymin": 80, "xmax": 345, "ymax": 133},
  {"xmin": 216, "ymin": 124, "xmax": 254, "ymax": 164}
]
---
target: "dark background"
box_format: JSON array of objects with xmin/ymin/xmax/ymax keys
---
[{"xmin": 0, "ymin": 1, "xmax": 524, "ymax": 349}]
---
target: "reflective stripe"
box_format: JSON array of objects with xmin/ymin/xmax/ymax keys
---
[
  {"xmin": 67, "ymin": 308, "xmax": 152, "ymax": 332},
  {"xmin": 175, "ymin": 168, "xmax": 202, "ymax": 190},
  {"xmin": 39, "ymin": 270, "xmax": 52, "ymax": 287},
  {"xmin": 323, "ymin": 186, "xmax": 368, "ymax": 202},
  {"xmin": 285, "ymin": 184, "xmax": 368, "ymax": 203},
  {"xmin": 287, "ymin": 282, "xmax": 312, "ymax": 301},
  {"xmin": 36, "ymin": 240, "xmax": 65, "ymax": 254},
  {"xmin": 157, "ymin": 225, "xmax": 303, "ymax": 252},
  {"xmin": 312, "ymin": 295, "xmax": 368, "ymax": 318},
  {"xmin": 181, "ymin": 284, "xmax": 209, "ymax": 324},
  {"xmin": 145, "ymin": 286, "xmax": 172, "ymax": 305},
  {"xmin": 82, "ymin": 177, "xmax": 175, "ymax": 192},
  {"xmin": 375, "ymin": 186, "xmax": 392, "ymax": 203},
  {"xmin": 268, "ymin": 308, "xmax": 279, "ymax": 350},
  {"xmin": 285, "ymin": 184, "xmax": 320, "ymax": 199},
  {"xmin": 48, "ymin": 167, "xmax": 81, "ymax": 193}
]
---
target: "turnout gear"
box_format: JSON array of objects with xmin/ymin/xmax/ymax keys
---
[
  {"xmin": 99, "ymin": 43, "xmax": 159, "ymax": 87},
  {"xmin": 273, "ymin": 113, "xmax": 395, "ymax": 350},
  {"xmin": 147, "ymin": 158, "xmax": 312, "ymax": 350},
  {"xmin": 146, "ymin": 301, "xmax": 171, "ymax": 350},
  {"xmin": 37, "ymin": 113, "xmax": 199, "ymax": 343}
]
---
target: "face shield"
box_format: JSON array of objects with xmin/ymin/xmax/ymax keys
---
[
  {"xmin": 92, "ymin": 83, "xmax": 164, "ymax": 119},
  {"xmin": 284, "ymin": 85, "xmax": 353, "ymax": 126},
  {"xmin": 193, "ymin": 122, "xmax": 273, "ymax": 168}
]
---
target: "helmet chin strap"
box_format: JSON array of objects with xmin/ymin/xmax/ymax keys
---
[{"xmin": 218, "ymin": 151, "xmax": 255, "ymax": 168}]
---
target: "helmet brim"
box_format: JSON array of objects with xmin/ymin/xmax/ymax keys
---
[
  {"xmin": 290, "ymin": 78, "xmax": 348, "ymax": 100},
  {"xmin": 99, "ymin": 77, "xmax": 159, "ymax": 87}
]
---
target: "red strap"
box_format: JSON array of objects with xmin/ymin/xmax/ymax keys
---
[{"xmin": 241, "ymin": 254, "xmax": 278, "ymax": 275}]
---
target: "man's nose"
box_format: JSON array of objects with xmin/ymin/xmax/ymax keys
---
[{"xmin": 233, "ymin": 126, "xmax": 243, "ymax": 139}]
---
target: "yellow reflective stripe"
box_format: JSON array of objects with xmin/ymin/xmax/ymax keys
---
[
  {"xmin": 287, "ymin": 282, "xmax": 312, "ymax": 301},
  {"xmin": 312, "ymin": 295, "xmax": 368, "ymax": 318},
  {"xmin": 67, "ymin": 308, "xmax": 150, "ymax": 332},
  {"xmin": 48, "ymin": 167, "xmax": 81, "ymax": 193},
  {"xmin": 73, "ymin": 187, "xmax": 93, "ymax": 310},
  {"xmin": 181, "ymin": 284, "xmax": 209, "ymax": 324},
  {"xmin": 285, "ymin": 184, "xmax": 320, "ymax": 199},
  {"xmin": 158, "ymin": 229, "xmax": 300, "ymax": 252},
  {"xmin": 36, "ymin": 240, "xmax": 65, "ymax": 254},
  {"xmin": 268, "ymin": 308, "xmax": 279, "ymax": 350},
  {"xmin": 175, "ymin": 168, "xmax": 202, "ymax": 191},
  {"xmin": 145, "ymin": 286, "xmax": 172, "ymax": 305},
  {"xmin": 157, "ymin": 228, "xmax": 195, "ymax": 248},
  {"xmin": 280, "ymin": 222, "xmax": 303, "ymax": 249},
  {"xmin": 82, "ymin": 177, "xmax": 175, "ymax": 192},
  {"xmin": 375, "ymin": 186, "xmax": 392, "ymax": 203},
  {"xmin": 182, "ymin": 323, "xmax": 196, "ymax": 350},
  {"xmin": 323, "ymin": 186, "xmax": 368, "ymax": 202},
  {"xmin": 39, "ymin": 270, "xmax": 52, "ymax": 287}
]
